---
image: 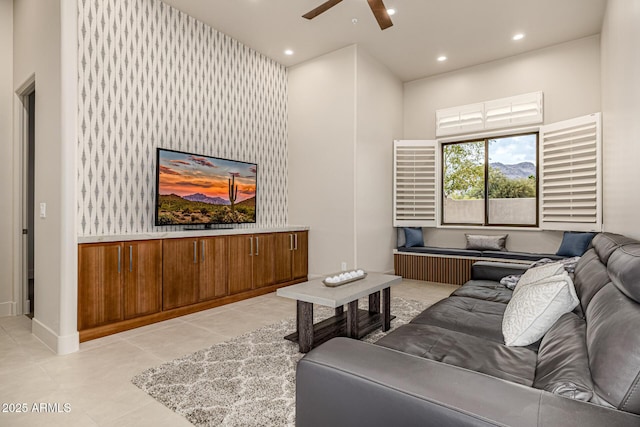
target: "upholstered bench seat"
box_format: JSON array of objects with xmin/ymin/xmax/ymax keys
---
[{"xmin": 397, "ymin": 245, "xmax": 565, "ymax": 261}]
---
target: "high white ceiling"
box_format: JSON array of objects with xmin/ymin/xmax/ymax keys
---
[{"xmin": 160, "ymin": 0, "xmax": 607, "ymax": 82}]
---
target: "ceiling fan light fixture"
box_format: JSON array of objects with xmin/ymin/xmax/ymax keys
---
[
  {"xmin": 303, "ymin": 0, "xmax": 393, "ymax": 30},
  {"xmin": 387, "ymin": 8, "xmax": 396, "ymax": 16}
]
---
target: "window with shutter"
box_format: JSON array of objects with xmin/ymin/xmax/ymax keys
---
[
  {"xmin": 393, "ymin": 140, "xmax": 438, "ymax": 227},
  {"xmin": 539, "ymin": 113, "xmax": 601, "ymax": 232}
]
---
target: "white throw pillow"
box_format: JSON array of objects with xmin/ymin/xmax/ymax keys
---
[
  {"xmin": 516, "ymin": 262, "xmax": 565, "ymax": 289},
  {"xmin": 502, "ymin": 271, "xmax": 579, "ymax": 347}
]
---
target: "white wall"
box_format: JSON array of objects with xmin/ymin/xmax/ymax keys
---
[
  {"xmin": 403, "ymin": 36, "xmax": 602, "ymax": 253},
  {"xmin": 0, "ymin": 0, "xmax": 14, "ymax": 316},
  {"xmin": 13, "ymin": 0, "xmax": 78, "ymax": 354},
  {"xmin": 289, "ymin": 45, "xmax": 403, "ymax": 275},
  {"xmin": 601, "ymin": 0, "xmax": 640, "ymax": 239},
  {"xmin": 355, "ymin": 49, "xmax": 403, "ymax": 273},
  {"xmin": 289, "ymin": 46, "xmax": 357, "ymax": 275}
]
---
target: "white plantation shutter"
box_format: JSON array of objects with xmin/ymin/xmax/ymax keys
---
[
  {"xmin": 435, "ymin": 92, "xmax": 543, "ymax": 137},
  {"xmin": 539, "ymin": 113, "xmax": 602, "ymax": 231},
  {"xmin": 393, "ymin": 140, "xmax": 438, "ymax": 227},
  {"xmin": 436, "ymin": 103, "xmax": 484, "ymax": 137},
  {"xmin": 484, "ymin": 92, "xmax": 543, "ymax": 130}
]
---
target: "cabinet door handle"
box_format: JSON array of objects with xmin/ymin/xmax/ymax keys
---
[
  {"xmin": 117, "ymin": 246, "xmax": 121, "ymax": 273},
  {"xmin": 294, "ymin": 233, "xmax": 298, "ymax": 250},
  {"xmin": 193, "ymin": 241, "xmax": 197, "ymax": 264},
  {"xmin": 129, "ymin": 245, "xmax": 133, "ymax": 272},
  {"xmin": 249, "ymin": 237, "xmax": 253, "ymax": 256},
  {"xmin": 201, "ymin": 240, "xmax": 205, "ymax": 262},
  {"xmin": 255, "ymin": 236, "xmax": 259, "ymax": 256}
]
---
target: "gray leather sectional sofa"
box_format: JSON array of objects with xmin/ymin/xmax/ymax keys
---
[{"xmin": 296, "ymin": 233, "xmax": 640, "ymax": 426}]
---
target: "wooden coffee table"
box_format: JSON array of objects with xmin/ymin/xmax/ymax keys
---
[{"xmin": 276, "ymin": 272, "xmax": 402, "ymax": 352}]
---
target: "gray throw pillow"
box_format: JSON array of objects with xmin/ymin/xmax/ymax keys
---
[{"xmin": 465, "ymin": 234, "xmax": 508, "ymax": 251}]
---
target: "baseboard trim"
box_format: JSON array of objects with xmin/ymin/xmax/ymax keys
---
[
  {"xmin": 0, "ymin": 301, "xmax": 16, "ymax": 317},
  {"xmin": 32, "ymin": 318, "xmax": 79, "ymax": 355}
]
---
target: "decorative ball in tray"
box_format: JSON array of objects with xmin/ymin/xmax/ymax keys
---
[{"xmin": 323, "ymin": 270, "xmax": 367, "ymax": 287}]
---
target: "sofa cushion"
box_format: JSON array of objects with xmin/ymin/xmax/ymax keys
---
[
  {"xmin": 410, "ymin": 296, "xmax": 508, "ymax": 344},
  {"xmin": 592, "ymin": 232, "xmax": 637, "ymax": 264},
  {"xmin": 607, "ymin": 243, "xmax": 640, "ymax": 303},
  {"xmin": 403, "ymin": 227, "xmax": 424, "ymax": 248},
  {"xmin": 586, "ymin": 284, "xmax": 640, "ymax": 414},
  {"xmin": 376, "ymin": 323, "xmax": 537, "ymax": 386},
  {"xmin": 556, "ymin": 231, "xmax": 597, "ymax": 257},
  {"xmin": 573, "ymin": 248, "xmax": 612, "ymax": 314},
  {"xmin": 502, "ymin": 271, "xmax": 579, "ymax": 347},
  {"xmin": 471, "ymin": 261, "xmax": 530, "ymax": 282},
  {"xmin": 533, "ymin": 312, "xmax": 593, "ymax": 401},
  {"xmin": 451, "ymin": 280, "xmax": 513, "ymax": 304},
  {"xmin": 465, "ymin": 234, "xmax": 507, "ymax": 251}
]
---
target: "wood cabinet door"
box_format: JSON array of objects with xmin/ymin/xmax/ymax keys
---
[
  {"xmin": 78, "ymin": 243, "xmax": 124, "ymax": 330},
  {"xmin": 274, "ymin": 232, "xmax": 294, "ymax": 284},
  {"xmin": 253, "ymin": 234, "xmax": 275, "ymax": 288},
  {"xmin": 124, "ymin": 240, "xmax": 162, "ymax": 319},
  {"xmin": 227, "ymin": 235, "xmax": 254, "ymax": 294},
  {"xmin": 162, "ymin": 238, "xmax": 199, "ymax": 310},
  {"xmin": 199, "ymin": 237, "xmax": 228, "ymax": 301},
  {"xmin": 292, "ymin": 231, "xmax": 309, "ymax": 279}
]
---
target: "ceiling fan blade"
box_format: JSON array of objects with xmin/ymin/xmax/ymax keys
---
[
  {"xmin": 302, "ymin": 0, "xmax": 343, "ymax": 20},
  {"xmin": 367, "ymin": 0, "xmax": 393, "ymax": 30}
]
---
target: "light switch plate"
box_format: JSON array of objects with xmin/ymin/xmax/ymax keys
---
[{"xmin": 39, "ymin": 203, "xmax": 46, "ymax": 218}]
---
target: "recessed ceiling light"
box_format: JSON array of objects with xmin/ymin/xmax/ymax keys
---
[
  {"xmin": 387, "ymin": 8, "xmax": 396, "ymax": 16},
  {"xmin": 284, "ymin": 49, "xmax": 294, "ymax": 56},
  {"xmin": 512, "ymin": 33, "xmax": 525, "ymax": 41},
  {"xmin": 437, "ymin": 56, "xmax": 447, "ymax": 62}
]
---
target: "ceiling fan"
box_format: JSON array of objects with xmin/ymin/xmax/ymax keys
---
[{"xmin": 303, "ymin": 0, "xmax": 393, "ymax": 30}]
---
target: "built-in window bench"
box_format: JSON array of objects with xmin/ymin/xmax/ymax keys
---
[{"xmin": 393, "ymin": 246, "xmax": 565, "ymax": 285}]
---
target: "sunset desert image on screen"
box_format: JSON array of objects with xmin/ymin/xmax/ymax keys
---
[{"xmin": 156, "ymin": 148, "xmax": 257, "ymax": 225}]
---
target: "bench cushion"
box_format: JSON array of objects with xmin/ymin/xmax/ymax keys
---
[
  {"xmin": 397, "ymin": 246, "xmax": 564, "ymax": 262},
  {"xmin": 482, "ymin": 250, "xmax": 565, "ymax": 261},
  {"xmin": 397, "ymin": 246, "xmax": 483, "ymax": 257}
]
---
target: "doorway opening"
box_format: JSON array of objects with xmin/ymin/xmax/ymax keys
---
[{"xmin": 20, "ymin": 87, "xmax": 36, "ymax": 319}]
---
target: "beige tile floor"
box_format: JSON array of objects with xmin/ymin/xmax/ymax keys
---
[{"xmin": 0, "ymin": 279, "xmax": 457, "ymax": 427}]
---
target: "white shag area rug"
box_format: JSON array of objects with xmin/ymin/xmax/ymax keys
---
[{"xmin": 132, "ymin": 297, "xmax": 427, "ymax": 426}]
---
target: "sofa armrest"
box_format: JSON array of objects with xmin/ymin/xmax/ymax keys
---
[
  {"xmin": 471, "ymin": 261, "xmax": 530, "ymax": 281},
  {"xmin": 296, "ymin": 338, "xmax": 640, "ymax": 427}
]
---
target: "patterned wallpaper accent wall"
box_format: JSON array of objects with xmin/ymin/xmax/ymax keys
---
[{"xmin": 77, "ymin": 0, "xmax": 288, "ymax": 236}]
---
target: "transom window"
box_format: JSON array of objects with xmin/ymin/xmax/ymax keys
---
[{"xmin": 441, "ymin": 133, "xmax": 538, "ymax": 227}]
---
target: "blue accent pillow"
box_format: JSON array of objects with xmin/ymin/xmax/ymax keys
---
[
  {"xmin": 403, "ymin": 227, "xmax": 424, "ymax": 248},
  {"xmin": 556, "ymin": 232, "xmax": 596, "ymax": 257}
]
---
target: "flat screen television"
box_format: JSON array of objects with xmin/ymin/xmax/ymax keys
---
[{"xmin": 155, "ymin": 148, "xmax": 257, "ymax": 226}]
